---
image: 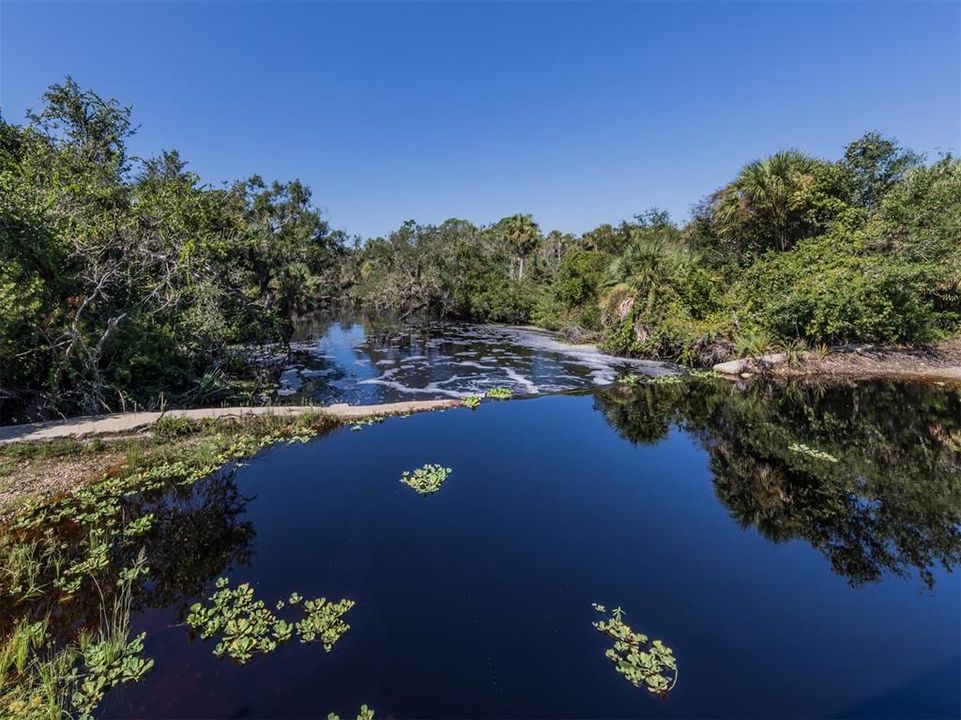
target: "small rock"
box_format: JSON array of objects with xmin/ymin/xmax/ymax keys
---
[{"xmin": 713, "ymin": 359, "xmax": 747, "ymax": 375}]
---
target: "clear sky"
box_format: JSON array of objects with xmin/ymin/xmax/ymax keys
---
[{"xmin": 2, "ymin": 1, "xmax": 958, "ymax": 238}]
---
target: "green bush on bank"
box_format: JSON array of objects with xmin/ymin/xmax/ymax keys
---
[{"xmin": 4, "ymin": 78, "xmax": 960, "ymax": 420}]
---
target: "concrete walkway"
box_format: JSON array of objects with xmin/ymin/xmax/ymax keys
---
[{"xmin": 0, "ymin": 400, "xmax": 460, "ymax": 444}]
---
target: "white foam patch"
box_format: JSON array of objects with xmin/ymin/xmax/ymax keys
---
[
  {"xmin": 453, "ymin": 361, "xmax": 497, "ymax": 370},
  {"xmin": 503, "ymin": 366, "xmax": 539, "ymax": 393}
]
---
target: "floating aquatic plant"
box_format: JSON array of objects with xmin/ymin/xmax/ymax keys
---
[
  {"xmin": 73, "ymin": 628, "xmax": 153, "ymax": 719},
  {"xmin": 788, "ymin": 442, "xmax": 838, "ymax": 463},
  {"xmin": 592, "ymin": 604, "xmax": 678, "ymax": 696},
  {"xmin": 462, "ymin": 395, "xmax": 482, "ymax": 409},
  {"xmin": 400, "ymin": 464, "xmax": 452, "ymax": 495},
  {"xmin": 485, "ymin": 387, "xmax": 513, "ymax": 399},
  {"xmin": 0, "ymin": 412, "xmax": 341, "ymax": 717},
  {"xmin": 328, "ymin": 705, "xmax": 375, "ymax": 720},
  {"xmin": 185, "ymin": 578, "xmax": 355, "ymax": 663},
  {"xmin": 646, "ymin": 374, "xmax": 684, "ymax": 385},
  {"xmin": 686, "ymin": 369, "xmax": 723, "ymax": 380},
  {"xmin": 350, "ymin": 417, "xmax": 385, "ymax": 432},
  {"xmin": 296, "ymin": 596, "xmax": 356, "ymax": 651},
  {"xmin": 619, "ymin": 373, "xmax": 684, "ymax": 386}
]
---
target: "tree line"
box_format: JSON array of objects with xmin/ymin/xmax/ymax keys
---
[
  {"xmin": 2, "ymin": 79, "xmax": 346, "ymax": 421},
  {"xmin": 345, "ymin": 136, "xmax": 960, "ymax": 365},
  {"xmin": 3, "ymin": 78, "xmax": 959, "ymax": 420}
]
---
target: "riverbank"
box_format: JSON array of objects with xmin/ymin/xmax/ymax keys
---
[
  {"xmin": 0, "ymin": 399, "xmax": 458, "ymax": 444},
  {"xmin": 0, "ymin": 400, "xmax": 458, "ymax": 516},
  {"xmin": 712, "ymin": 339, "xmax": 961, "ymax": 383}
]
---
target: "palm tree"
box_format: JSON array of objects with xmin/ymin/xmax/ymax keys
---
[
  {"xmin": 501, "ymin": 214, "xmax": 540, "ymax": 280},
  {"xmin": 540, "ymin": 230, "xmax": 572, "ymax": 270},
  {"xmin": 605, "ymin": 236, "xmax": 694, "ymax": 293},
  {"xmin": 712, "ymin": 150, "xmax": 816, "ymax": 253}
]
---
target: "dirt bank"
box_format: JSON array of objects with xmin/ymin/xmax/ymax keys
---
[{"xmin": 713, "ymin": 339, "xmax": 961, "ymax": 383}]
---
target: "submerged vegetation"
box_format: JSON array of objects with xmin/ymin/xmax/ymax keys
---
[
  {"xmin": 400, "ymin": 464, "xmax": 453, "ymax": 495},
  {"xmin": 592, "ymin": 604, "xmax": 677, "ymax": 696}
]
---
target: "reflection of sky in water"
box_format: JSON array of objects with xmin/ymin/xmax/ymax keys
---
[{"xmin": 276, "ymin": 320, "xmax": 675, "ymax": 405}]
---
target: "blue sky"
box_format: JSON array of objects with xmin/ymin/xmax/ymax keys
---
[{"xmin": 2, "ymin": 1, "xmax": 958, "ymax": 238}]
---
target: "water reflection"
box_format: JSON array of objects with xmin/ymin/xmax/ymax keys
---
[
  {"xmin": 5, "ymin": 373, "xmax": 960, "ymax": 718},
  {"xmin": 0, "ymin": 470, "xmax": 256, "ymax": 646},
  {"xmin": 279, "ymin": 316, "xmax": 674, "ymax": 404},
  {"xmin": 130, "ymin": 472, "xmax": 256, "ymax": 612},
  {"xmin": 594, "ymin": 378, "xmax": 961, "ymax": 588}
]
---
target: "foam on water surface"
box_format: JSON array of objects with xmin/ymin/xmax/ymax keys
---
[{"xmin": 276, "ymin": 319, "xmax": 675, "ymax": 405}]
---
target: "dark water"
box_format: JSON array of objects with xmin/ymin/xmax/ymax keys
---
[
  {"xmin": 277, "ymin": 317, "xmax": 675, "ymax": 404},
  {"xmin": 99, "ymin": 376, "xmax": 961, "ymax": 719}
]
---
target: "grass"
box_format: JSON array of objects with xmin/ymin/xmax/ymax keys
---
[{"xmin": 0, "ymin": 437, "xmax": 105, "ymax": 462}]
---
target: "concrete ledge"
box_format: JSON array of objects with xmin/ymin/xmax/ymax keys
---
[{"xmin": 0, "ymin": 399, "xmax": 460, "ymax": 444}]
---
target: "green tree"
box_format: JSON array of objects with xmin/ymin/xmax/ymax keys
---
[
  {"xmin": 497, "ymin": 213, "xmax": 541, "ymax": 280},
  {"xmin": 711, "ymin": 150, "xmax": 820, "ymax": 254},
  {"xmin": 840, "ymin": 131, "xmax": 921, "ymax": 212}
]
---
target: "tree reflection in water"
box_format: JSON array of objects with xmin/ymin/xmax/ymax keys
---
[
  {"xmin": 128, "ymin": 471, "xmax": 256, "ymax": 613},
  {"xmin": 0, "ymin": 470, "xmax": 256, "ymax": 646},
  {"xmin": 593, "ymin": 377, "xmax": 961, "ymax": 588}
]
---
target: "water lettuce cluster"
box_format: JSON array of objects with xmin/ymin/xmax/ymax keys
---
[
  {"xmin": 400, "ymin": 464, "xmax": 453, "ymax": 495},
  {"xmin": 592, "ymin": 604, "xmax": 678, "ymax": 696},
  {"xmin": 328, "ymin": 705, "xmax": 375, "ymax": 720},
  {"xmin": 185, "ymin": 578, "xmax": 355, "ymax": 663}
]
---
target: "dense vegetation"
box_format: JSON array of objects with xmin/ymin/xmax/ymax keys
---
[
  {"xmin": 3, "ymin": 79, "xmax": 960, "ymax": 420},
  {"xmin": 348, "ymin": 141, "xmax": 961, "ymax": 365},
  {"xmin": 1, "ymin": 79, "xmax": 345, "ymax": 421}
]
